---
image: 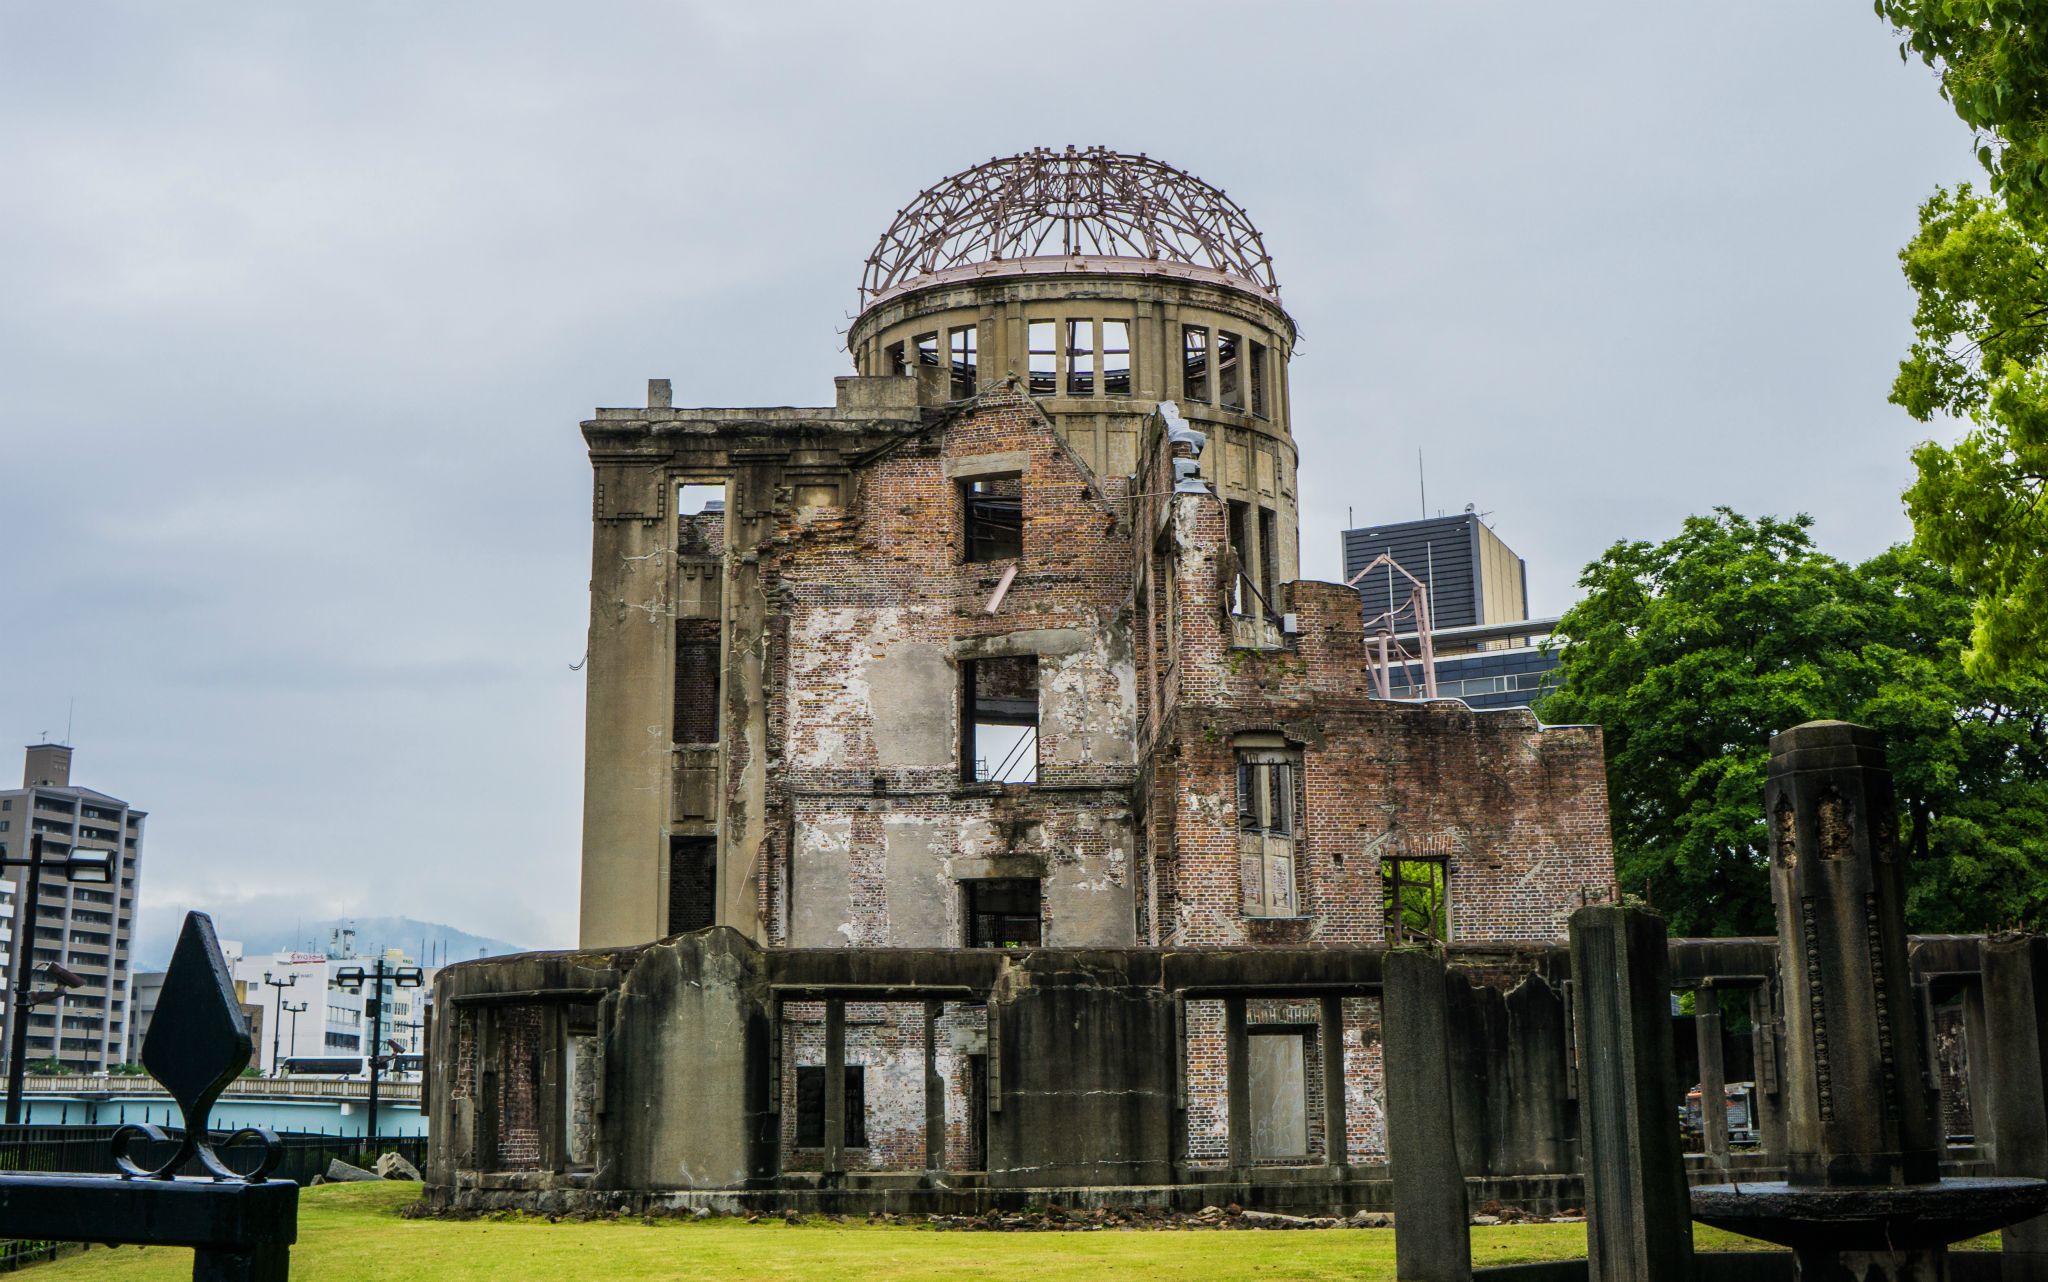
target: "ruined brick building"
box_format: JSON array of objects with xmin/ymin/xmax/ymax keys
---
[{"xmin": 429, "ymin": 148, "xmax": 1616, "ymax": 1211}]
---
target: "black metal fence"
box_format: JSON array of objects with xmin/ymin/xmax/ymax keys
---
[{"xmin": 0, "ymin": 1125, "xmax": 429, "ymax": 1271}]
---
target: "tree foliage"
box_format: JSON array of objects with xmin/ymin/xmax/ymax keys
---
[
  {"xmin": 1537, "ymin": 510, "xmax": 2048, "ymax": 937},
  {"xmin": 1889, "ymin": 187, "xmax": 2048, "ymax": 681},
  {"xmin": 1874, "ymin": 6, "xmax": 2048, "ymax": 682}
]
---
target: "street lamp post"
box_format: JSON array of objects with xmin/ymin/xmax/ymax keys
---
[
  {"xmin": 259, "ymin": 972, "xmax": 297, "ymax": 1078},
  {"xmin": 280, "ymin": 999, "xmax": 308, "ymax": 1071},
  {"xmin": 334, "ymin": 959, "xmax": 422, "ymax": 1145},
  {"xmin": 3, "ymin": 833, "xmax": 113, "ymax": 1123}
]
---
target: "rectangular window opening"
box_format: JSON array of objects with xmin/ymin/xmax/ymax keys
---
[
  {"xmin": 1227, "ymin": 501, "xmax": 1252, "ymax": 617},
  {"xmin": 1257, "ymin": 506, "xmax": 1280, "ymax": 606},
  {"xmin": 677, "ymin": 483, "xmax": 726, "ymax": 517},
  {"xmin": 1028, "ymin": 320, "xmax": 1057, "ymax": 397},
  {"xmin": 965, "ymin": 878, "xmax": 1042, "ymax": 948},
  {"xmin": 962, "ymin": 474, "xmax": 1023, "ymax": 563},
  {"xmin": 885, "ymin": 341, "xmax": 907, "ymax": 377},
  {"xmin": 1066, "ymin": 319, "xmax": 1096, "ymax": 397},
  {"xmin": 1102, "ymin": 319, "xmax": 1132, "ymax": 396},
  {"xmin": 1382, "ymin": 856, "xmax": 1449, "ymax": 944},
  {"xmin": 1250, "ymin": 340, "xmax": 1268, "ymax": 418},
  {"xmin": 667, "ymin": 836, "xmax": 717, "ymax": 935},
  {"xmin": 795, "ymin": 1065, "xmax": 868, "ymax": 1148},
  {"xmin": 1182, "ymin": 325, "xmax": 1210, "ymax": 403},
  {"xmin": 962, "ymin": 655, "xmax": 1038, "ymax": 784},
  {"xmin": 914, "ymin": 332, "xmax": 940, "ymax": 367},
  {"xmin": 1237, "ymin": 748, "xmax": 1300, "ymax": 917},
  {"xmin": 673, "ymin": 618, "xmax": 721, "ymax": 744},
  {"xmin": 949, "ymin": 325, "xmax": 978, "ymax": 398},
  {"xmin": 1218, "ymin": 331, "xmax": 1243, "ymax": 409}
]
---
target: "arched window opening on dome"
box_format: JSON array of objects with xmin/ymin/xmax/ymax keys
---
[
  {"xmin": 1182, "ymin": 326, "xmax": 1210, "ymax": 403},
  {"xmin": 1028, "ymin": 321, "xmax": 1057, "ymax": 397},
  {"xmin": 1218, "ymin": 331, "xmax": 1244, "ymax": 410},
  {"xmin": 1102, "ymin": 320, "xmax": 1132, "ymax": 396},
  {"xmin": 948, "ymin": 326, "xmax": 977, "ymax": 398},
  {"xmin": 1065, "ymin": 319, "xmax": 1096, "ymax": 397}
]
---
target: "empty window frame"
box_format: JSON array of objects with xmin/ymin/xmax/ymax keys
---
[
  {"xmin": 1218, "ymin": 331, "xmax": 1244, "ymax": 409},
  {"xmin": 1183, "ymin": 326, "xmax": 1210, "ymax": 403},
  {"xmin": 667, "ymin": 835, "xmax": 716, "ymax": 934},
  {"xmin": 1066, "ymin": 319, "xmax": 1096, "ymax": 396},
  {"xmin": 949, "ymin": 325, "xmax": 978, "ymax": 398},
  {"xmin": 962, "ymin": 655, "xmax": 1038, "ymax": 784},
  {"xmin": 884, "ymin": 340, "xmax": 907, "ymax": 376},
  {"xmin": 1237, "ymin": 748, "xmax": 1300, "ymax": 917},
  {"xmin": 1101, "ymin": 319, "xmax": 1132, "ymax": 396},
  {"xmin": 965, "ymin": 878, "xmax": 1042, "ymax": 948},
  {"xmin": 795, "ymin": 1065, "xmax": 868, "ymax": 1148},
  {"xmin": 914, "ymin": 331, "xmax": 941, "ymax": 368},
  {"xmin": 1227, "ymin": 501, "xmax": 1253, "ymax": 617},
  {"xmin": 1028, "ymin": 320, "xmax": 1058, "ymax": 396},
  {"xmin": 1250, "ymin": 340, "xmax": 1268, "ymax": 418},
  {"xmin": 962, "ymin": 474, "xmax": 1023, "ymax": 563},
  {"xmin": 1257, "ymin": 506, "xmax": 1280, "ymax": 607},
  {"xmin": 1382, "ymin": 856, "xmax": 1449, "ymax": 943}
]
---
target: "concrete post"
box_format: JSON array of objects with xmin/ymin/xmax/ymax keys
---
[
  {"xmin": 1321, "ymin": 995, "xmax": 1348, "ymax": 1170},
  {"xmin": 1384, "ymin": 949, "xmax": 1471, "ymax": 1282},
  {"xmin": 1569, "ymin": 904, "xmax": 1694, "ymax": 1282},
  {"xmin": 1980, "ymin": 935, "xmax": 2048, "ymax": 1282},
  {"xmin": 1225, "ymin": 996, "xmax": 1251, "ymax": 1170},
  {"xmin": 924, "ymin": 1000, "xmax": 945, "ymax": 1178},
  {"xmin": 1695, "ymin": 995, "xmax": 1729, "ymax": 1163},
  {"xmin": 824, "ymin": 999, "xmax": 846, "ymax": 1178},
  {"xmin": 1750, "ymin": 981, "xmax": 1789, "ymax": 1164}
]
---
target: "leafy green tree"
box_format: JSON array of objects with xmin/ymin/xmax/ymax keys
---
[
  {"xmin": 1854, "ymin": 545, "xmax": 2048, "ymax": 930},
  {"xmin": 1538, "ymin": 512, "xmax": 2048, "ymax": 935},
  {"xmin": 1889, "ymin": 187, "xmax": 2048, "ymax": 682},
  {"xmin": 1874, "ymin": 6, "xmax": 2048, "ymax": 682},
  {"xmin": 1536, "ymin": 511, "xmax": 1866, "ymax": 936},
  {"xmin": 1877, "ymin": 3, "xmax": 2048, "ymax": 223}
]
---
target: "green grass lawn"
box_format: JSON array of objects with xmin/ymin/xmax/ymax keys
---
[{"xmin": 33, "ymin": 1182, "xmax": 1791, "ymax": 1282}]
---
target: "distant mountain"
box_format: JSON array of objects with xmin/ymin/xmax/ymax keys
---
[{"xmin": 134, "ymin": 907, "xmax": 524, "ymax": 971}]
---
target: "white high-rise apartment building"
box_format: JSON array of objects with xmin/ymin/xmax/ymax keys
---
[{"xmin": 0, "ymin": 745, "xmax": 144, "ymax": 1074}]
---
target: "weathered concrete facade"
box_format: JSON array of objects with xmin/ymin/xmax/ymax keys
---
[{"xmin": 451, "ymin": 148, "xmax": 1621, "ymax": 1212}]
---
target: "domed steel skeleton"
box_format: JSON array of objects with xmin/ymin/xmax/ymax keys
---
[{"xmin": 861, "ymin": 146, "xmax": 1280, "ymax": 304}]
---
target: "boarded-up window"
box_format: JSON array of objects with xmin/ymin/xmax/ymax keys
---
[
  {"xmin": 1238, "ymin": 748, "xmax": 1299, "ymax": 917},
  {"xmin": 795, "ymin": 1065, "xmax": 867, "ymax": 1148},
  {"xmin": 673, "ymin": 619, "xmax": 721, "ymax": 745},
  {"xmin": 668, "ymin": 836, "xmax": 716, "ymax": 934},
  {"xmin": 1247, "ymin": 1031, "xmax": 1310, "ymax": 1159}
]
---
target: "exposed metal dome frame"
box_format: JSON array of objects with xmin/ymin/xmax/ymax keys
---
[{"xmin": 861, "ymin": 146, "xmax": 1280, "ymax": 306}]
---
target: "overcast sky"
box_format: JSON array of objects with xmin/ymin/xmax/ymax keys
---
[{"xmin": 0, "ymin": 4, "xmax": 1978, "ymax": 953}]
